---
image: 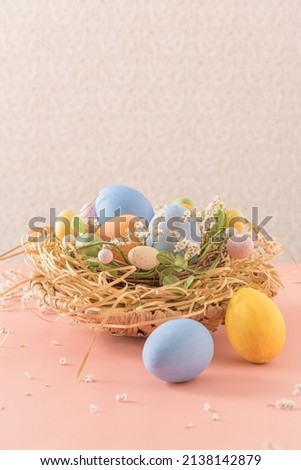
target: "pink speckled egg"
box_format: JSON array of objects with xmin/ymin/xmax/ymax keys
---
[
  {"xmin": 80, "ymin": 201, "xmax": 97, "ymax": 219},
  {"xmin": 226, "ymin": 235, "xmax": 254, "ymax": 259}
]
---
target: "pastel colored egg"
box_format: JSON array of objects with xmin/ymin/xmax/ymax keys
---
[
  {"xmin": 95, "ymin": 184, "xmax": 154, "ymax": 225},
  {"xmin": 226, "ymin": 234, "xmax": 254, "ymax": 259},
  {"xmin": 226, "ymin": 288, "xmax": 286, "ymax": 363},
  {"xmin": 75, "ymin": 233, "xmax": 101, "ymax": 257},
  {"xmin": 96, "ymin": 214, "xmax": 144, "ymax": 261},
  {"xmin": 225, "ymin": 209, "xmax": 246, "ymax": 234},
  {"xmin": 142, "ymin": 319, "xmax": 214, "ymax": 383},
  {"xmin": 146, "ymin": 204, "xmax": 201, "ymax": 253},
  {"xmin": 128, "ymin": 246, "xmax": 160, "ymax": 271},
  {"xmin": 54, "ymin": 209, "xmax": 76, "ymax": 241},
  {"xmin": 172, "ymin": 197, "xmax": 194, "ymax": 210},
  {"xmin": 98, "ymin": 247, "xmax": 114, "ymax": 264},
  {"xmin": 79, "ymin": 201, "xmax": 97, "ymax": 219}
]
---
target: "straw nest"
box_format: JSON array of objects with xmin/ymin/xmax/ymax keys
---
[{"xmin": 23, "ymin": 227, "xmax": 282, "ymax": 337}]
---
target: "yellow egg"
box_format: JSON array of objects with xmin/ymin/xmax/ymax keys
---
[
  {"xmin": 225, "ymin": 209, "xmax": 246, "ymax": 234},
  {"xmin": 54, "ymin": 209, "xmax": 76, "ymax": 241},
  {"xmin": 225, "ymin": 288, "xmax": 286, "ymax": 364},
  {"xmin": 172, "ymin": 197, "xmax": 194, "ymax": 211}
]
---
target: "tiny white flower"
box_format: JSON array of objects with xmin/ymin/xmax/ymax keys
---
[
  {"xmin": 115, "ymin": 393, "xmax": 128, "ymax": 402},
  {"xmin": 84, "ymin": 374, "xmax": 93, "ymax": 383},
  {"xmin": 89, "ymin": 404, "xmax": 98, "ymax": 413},
  {"xmin": 59, "ymin": 357, "xmax": 67, "ymax": 366},
  {"xmin": 203, "ymin": 402, "xmax": 213, "ymax": 412}
]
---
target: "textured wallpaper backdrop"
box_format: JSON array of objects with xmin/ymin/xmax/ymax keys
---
[{"xmin": 0, "ymin": 0, "xmax": 300, "ymax": 259}]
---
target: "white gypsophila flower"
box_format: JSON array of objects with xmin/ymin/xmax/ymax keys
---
[{"xmin": 174, "ymin": 239, "xmax": 201, "ymax": 260}]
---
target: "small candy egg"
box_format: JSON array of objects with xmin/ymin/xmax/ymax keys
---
[
  {"xmin": 226, "ymin": 234, "xmax": 254, "ymax": 259},
  {"xmin": 98, "ymin": 247, "xmax": 113, "ymax": 264},
  {"xmin": 61, "ymin": 235, "xmax": 76, "ymax": 248},
  {"xmin": 95, "ymin": 184, "xmax": 154, "ymax": 225},
  {"xmin": 142, "ymin": 319, "xmax": 214, "ymax": 383},
  {"xmin": 80, "ymin": 201, "xmax": 97, "ymax": 219},
  {"xmin": 172, "ymin": 197, "xmax": 194, "ymax": 211},
  {"xmin": 54, "ymin": 209, "xmax": 76, "ymax": 241},
  {"xmin": 128, "ymin": 246, "xmax": 160, "ymax": 270},
  {"xmin": 76, "ymin": 233, "xmax": 101, "ymax": 257}
]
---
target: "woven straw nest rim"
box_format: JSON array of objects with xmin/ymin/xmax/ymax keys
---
[{"xmin": 23, "ymin": 229, "xmax": 282, "ymax": 338}]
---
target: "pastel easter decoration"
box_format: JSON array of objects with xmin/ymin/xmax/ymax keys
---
[
  {"xmin": 146, "ymin": 204, "xmax": 201, "ymax": 254},
  {"xmin": 172, "ymin": 197, "xmax": 194, "ymax": 210},
  {"xmin": 75, "ymin": 233, "xmax": 101, "ymax": 257},
  {"xmin": 226, "ymin": 234, "xmax": 254, "ymax": 259},
  {"xmin": 225, "ymin": 287, "xmax": 286, "ymax": 363},
  {"xmin": 128, "ymin": 246, "xmax": 160, "ymax": 271},
  {"xmin": 80, "ymin": 201, "xmax": 97, "ymax": 219},
  {"xmin": 142, "ymin": 318, "xmax": 214, "ymax": 383},
  {"xmin": 225, "ymin": 209, "xmax": 246, "ymax": 234},
  {"xmin": 98, "ymin": 247, "xmax": 114, "ymax": 264},
  {"xmin": 54, "ymin": 209, "xmax": 76, "ymax": 241},
  {"xmin": 96, "ymin": 214, "xmax": 144, "ymax": 261},
  {"xmin": 95, "ymin": 184, "xmax": 154, "ymax": 225}
]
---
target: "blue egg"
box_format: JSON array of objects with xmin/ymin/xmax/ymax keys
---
[
  {"xmin": 146, "ymin": 204, "xmax": 201, "ymax": 253},
  {"xmin": 142, "ymin": 319, "xmax": 214, "ymax": 383},
  {"xmin": 95, "ymin": 184, "xmax": 154, "ymax": 225}
]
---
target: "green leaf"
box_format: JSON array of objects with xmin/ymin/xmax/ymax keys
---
[
  {"xmin": 162, "ymin": 274, "xmax": 179, "ymax": 286},
  {"xmin": 71, "ymin": 216, "xmax": 86, "ymax": 234},
  {"xmin": 174, "ymin": 254, "xmax": 188, "ymax": 269},
  {"xmin": 156, "ymin": 252, "xmax": 176, "ymax": 265},
  {"xmin": 182, "ymin": 275, "xmax": 194, "ymax": 289},
  {"xmin": 209, "ymin": 209, "xmax": 227, "ymax": 236}
]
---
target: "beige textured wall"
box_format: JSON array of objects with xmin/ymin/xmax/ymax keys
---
[{"xmin": 0, "ymin": 0, "xmax": 300, "ymax": 259}]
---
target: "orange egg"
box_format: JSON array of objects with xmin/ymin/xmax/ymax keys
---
[{"xmin": 96, "ymin": 214, "xmax": 144, "ymax": 261}]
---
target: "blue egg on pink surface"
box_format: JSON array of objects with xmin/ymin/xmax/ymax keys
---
[
  {"xmin": 95, "ymin": 184, "xmax": 154, "ymax": 225},
  {"xmin": 142, "ymin": 319, "xmax": 214, "ymax": 383}
]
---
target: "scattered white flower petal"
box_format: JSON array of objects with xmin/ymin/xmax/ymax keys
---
[
  {"xmin": 23, "ymin": 392, "xmax": 31, "ymax": 396},
  {"xmin": 274, "ymin": 399, "xmax": 296, "ymax": 410},
  {"xmin": 292, "ymin": 383, "xmax": 301, "ymax": 396},
  {"xmin": 203, "ymin": 402, "xmax": 213, "ymax": 412},
  {"xmin": 84, "ymin": 374, "xmax": 93, "ymax": 383},
  {"xmin": 212, "ymin": 413, "xmax": 220, "ymax": 421},
  {"xmin": 185, "ymin": 423, "xmax": 194, "ymax": 429},
  {"xmin": 51, "ymin": 339, "xmax": 58, "ymax": 346},
  {"xmin": 115, "ymin": 393, "xmax": 128, "ymax": 402},
  {"xmin": 89, "ymin": 404, "xmax": 98, "ymax": 413},
  {"xmin": 25, "ymin": 372, "xmax": 32, "ymax": 379},
  {"xmin": 262, "ymin": 440, "xmax": 282, "ymax": 450},
  {"xmin": 59, "ymin": 357, "xmax": 67, "ymax": 366}
]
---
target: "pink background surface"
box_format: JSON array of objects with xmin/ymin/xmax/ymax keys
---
[{"xmin": 1, "ymin": 263, "xmax": 301, "ymax": 450}]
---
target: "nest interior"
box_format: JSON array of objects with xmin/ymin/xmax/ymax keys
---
[{"xmin": 26, "ymin": 228, "xmax": 281, "ymax": 337}]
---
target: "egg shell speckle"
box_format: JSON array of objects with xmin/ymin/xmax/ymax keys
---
[
  {"xmin": 128, "ymin": 246, "xmax": 160, "ymax": 270},
  {"xmin": 142, "ymin": 319, "xmax": 214, "ymax": 383},
  {"xmin": 226, "ymin": 235, "xmax": 254, "ymax": 259}
]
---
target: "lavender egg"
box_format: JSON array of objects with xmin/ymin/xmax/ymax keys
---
[
  {"xmin": 226, "ymin": 234, "xmax": 254, "ymax": 259},
  {"xmin": 80, "ymin": 201, "xmax": 97, "ymax": 219},
  {"xmin": 142, "ymin": 319, "xmax": 214, "ymax": 383}
]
